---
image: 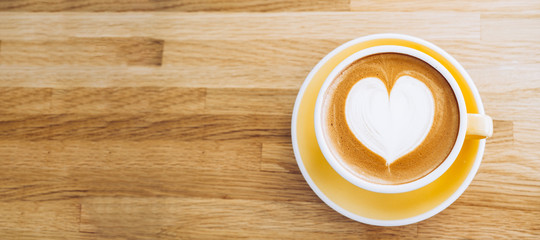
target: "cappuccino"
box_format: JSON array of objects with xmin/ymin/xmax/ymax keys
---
[{"xmin": 321, "ymin": 53, "xmax": 460, "ymax": 185}]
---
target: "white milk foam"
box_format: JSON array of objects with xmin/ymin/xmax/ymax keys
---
[{"xmin": 345, "ymin": 76, "xmax": 435, "ymax": 165}]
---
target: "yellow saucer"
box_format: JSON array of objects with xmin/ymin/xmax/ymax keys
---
[{"xmin": 291, "ymin": 34, "xmax": 487, "ymax": 226}]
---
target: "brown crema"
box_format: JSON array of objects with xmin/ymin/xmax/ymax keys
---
[{"xmin": 322, "ymin": 53, "xmax": 460, "ymax": 185}]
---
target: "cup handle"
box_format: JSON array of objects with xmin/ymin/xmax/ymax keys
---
[{"xmin": 466, "ymin": 113, "xmax": 493, "ymax": 139}]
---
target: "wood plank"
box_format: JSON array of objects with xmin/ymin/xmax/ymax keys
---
[
  {"xmin": 469, "ymin": 64, "xmax": 540, "ymax": 93},
  {"xmin": 0, "ymin": 38, "xmax": 164, "ymax": 66},
  {"xmin": 0, "ymin": 140, "xmax": 269, "ymax": 202},
  {"xmin": 472, "ymin": 65, "xmax": 540, "ymax": 122},
  {"xmin": 13, "ymin": 37, "xmax": 529, "ymax": 70},
  {"xmin": 351, "ymin": 0, "xmax": 540, "ymax": 12},
  {"xmin": 0, "ymin": 165, "xmax": 314, "ymax": 202},
  {"xmin": 163, "ymin": 38, "xmax": 540, "ymax": 69},
  {"xmin": 0, "ymin": 66, "xmax": 307, "ymax": 89},
  {"xmin": 52, "ymin": 87, "xmax": 206, "ymax": 114},
  {"xmin": 202, "ymin": 114, "xmax": 290, "ymax": 141},
  {"xmin": 435, "ymin": 40, "xmax": 540, "ymax": 68},
  {"xmin": 72, "ymin": 168, "xmax": 311, "ymax": 202},
  {"xmin": 0, "ymin": 0, "xmax": 350, "ymax": 12},
  {"xmin": 105, "ymin": 140, "xmax": 262, "ymax": 172},
  {"xmin": 460, "ymin": 176, "xmax": 540, "ymax": 212},
  {"xmin": 0, "ymin": 113, "xmax": 289, "ymax": 141},
  {"xmin": 162, "ymin": 39, "xmax": 340, "ymax": 67},
  {"xmin": 0, "ymin": 12, "xmax": 480, "ymax": 40},
  {"xmin": 0, "ymin": 87, "xmax": 299, "ymax": 115},
  {"xmin": 418, "ymin": 205, "xmax": 539, "ymax": 239},
  {"xmin": 481, "ymin": 87, "xmax": 540, "ymax": 121},
  {"xmin": 0, "ymin": 140, "xmax": 261, "ymax": 171},
  {"xmin": 80, "ymin": 197, "xmax": 417, "ymax": 239},
  {"xmin": 482, "ymin": 141, "xmax": 539, "ymax": 185},
  {"xmin": 0, "ymin": 113, "xmax": 203, "ymax": 141},
  {"xmin": 165, "ymin": 39, "xmax": 540, "ymax": 69},
  {"xmin": 205, "ymin": 88, "xmax": 297, "ymax": 115},
  {"xmin": 0, "ymin": 200, "xmax": 91, "ymax": 239},
  {"xmin": 0, "ymin": 87, "xmax": 205, "ymax": 114},
  {"xmin": 481, "ymin": 13, "xmax": 540, "ymax": 41},
  {"xmin": 164, "ymin": 39, "xmax": 540, "ymax": 68}
]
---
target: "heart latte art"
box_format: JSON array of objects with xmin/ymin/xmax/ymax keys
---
[
  {"xmin": 345, "ymin": 76, "xmax": 435, "ymax": 165},
  {"xmin": 322, "ymin": 53, "xmax": 460, "ymax": 185}
]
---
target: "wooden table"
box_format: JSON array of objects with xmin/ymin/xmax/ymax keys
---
[{"xmin": 0, "ymin": 1, "xmax": 539, "ymax": 239}]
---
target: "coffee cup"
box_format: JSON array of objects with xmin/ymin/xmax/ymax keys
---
[{"xmin": 314, "ymin": 38, "xmax": 492, "ymax": 194}]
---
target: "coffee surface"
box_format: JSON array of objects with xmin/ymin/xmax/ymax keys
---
[{"xmin": 322, "ymin": 53, "xmax": 460, "ymax": 185}]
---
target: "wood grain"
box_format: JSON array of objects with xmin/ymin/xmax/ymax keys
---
[
  {"xmin": 162, "ymin": 39, "xmax": 338, "ymax": 67},
  {"xmin": 0, "ymin": 12, "xmax": 480, "ymax": 40},
  {"xmin": 0, "ymin": 113, "xmax": 290, "ymax": 141},
  {"xmin": 0, "ymin": 65, "xmax": 309, "ymax": 89},
  {"xmin": 51, "ymin": 87, "xmax": 206, "ymax": 114},
  {"xmin": 0, "ymin": 200, "xmax": 92, "ymax": 239},
  {"xmin": 0, "ymin": 1, "xmax": 539, "ymax": 239},
  {"xmin": 3, "ymin": 38, "xmax": 538, "ymax": 68},
  {"xmin": 79, "ymin": 197, "xmax": 418, "ymax": 239},
  {"xmin": 0, "ymin": 38, "xmax": 164, "ymax": 66},
  {"xmin": 481, "ymin": 13, "xmax": 540, "ymax": 41},
  {"xmin": 351, "ymin": 0, "xmax": 540, "ymax": 12},
  {"xmin": 261, "ymin": 142, "xmax": 298, "ymax": 173},
  {"xmin": 0, "ymin": 0, "xmax": 350, "ymax": 12},
  {"xmin": 418, "ymin": 205, "xmax": 539, "ymax": 239},
  {"xmin": 205, "ymin": 88, "xmax": 298, "ymax": 115}
]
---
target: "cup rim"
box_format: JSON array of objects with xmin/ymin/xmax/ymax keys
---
[{"xmin": 313, "ymin": 45, "xmax": 467, "ymax": 194}]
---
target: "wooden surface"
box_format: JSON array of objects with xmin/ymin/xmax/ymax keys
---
[{"xmin": 0, "ymin": 1, "xmax": 539, "ymax": 239}]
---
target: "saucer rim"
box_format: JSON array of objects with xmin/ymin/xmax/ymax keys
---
[{"xmin": 291, "ymin": 33, "xmax": 486, "ymax": 226}]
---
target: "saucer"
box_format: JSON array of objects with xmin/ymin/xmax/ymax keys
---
[{"xmin": 291, "ymin": 34, "xmax": 487, "ymax": 226}]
